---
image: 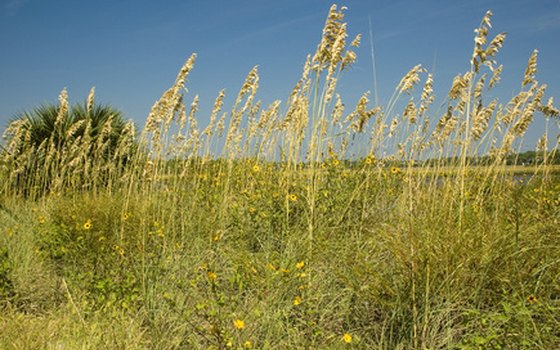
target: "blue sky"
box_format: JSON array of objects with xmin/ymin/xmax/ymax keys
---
[{"xmin": 1, "ymin": 0, "xmax": 559, "ymax": 147}]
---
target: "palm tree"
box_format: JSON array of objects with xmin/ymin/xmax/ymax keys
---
[
  {"xmin": 1, "ymin": 91, "xmax": 136, "ymax": 196},
  {"xmin": 8, "ymin": 102, "xmax": 129, "ymax": 155}
]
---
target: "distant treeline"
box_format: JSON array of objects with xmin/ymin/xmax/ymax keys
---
[
  {"xmin": 340, "ymin": 151, "xmax": 560, "ymax": 168},
  {"xmin": 420, "ymin": 150, "xmax": 560, "ymax": 167},
  {"xmin": 159, "ymin": 151, "xmax": 560, "ymax": 170}
]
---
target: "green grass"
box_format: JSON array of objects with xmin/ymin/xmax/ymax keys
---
[
  {"xmin": 410, "ymin": 164, "xmax": 560, "ymax": 175},
  {"xmin": 1, "ymin": 166, "xmax": 559, "ymax": 349},
  {"xmin": 1, "ymin": 4, "xmax": 560, "ymax": 349}
]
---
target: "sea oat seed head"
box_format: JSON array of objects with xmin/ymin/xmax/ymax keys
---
[{"xmin": 523, "ymin": 49, "xmax": 538, "ymax": 87}]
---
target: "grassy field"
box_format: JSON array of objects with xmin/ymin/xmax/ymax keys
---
[
  {"xmin": 409, "ymin": 164, "xmax": 560, "ymax": 176},
  {"xmin": 1, "ymin": 5, "xmax": 560, "ymax": 349}
]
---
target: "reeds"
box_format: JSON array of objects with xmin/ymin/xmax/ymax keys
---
[{"xmin": 0, "ymin": 4, "xmax": 559, "ymax": 348}]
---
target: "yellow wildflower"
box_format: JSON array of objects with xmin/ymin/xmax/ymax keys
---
[
  {"xmin": 293, "ymin": 296, "xmax": 302, "ymax": 306},
  {"xmin": 252, "ymin": 164, "xmax": 260, "ymax": 173},
  {"xmin": 390, "ymin": 166, "xmax": 400, "ymax": 174},
  {"xmin": 342, "ymin": 333, "xmax": 353, "ymax": 344},
  {"xmin": 244, "ymin": 341, "xmax": 253, "ymax": 349},
  {"xmin": 296, "ymin": 261, "xmax": 305, "ymax": 269},
  {"xmin": 83, "ymin": 220, "xmax": 92, "ymax": 230},
  {"xmin": 207, "ymin": 271, "xmax": 217, "ymax": 281},
  {"xmin": 233, "ymin": 319, "xmax": 245, "ymax": 330},
  {"xmin": 113, "ymin": 245, "xmax": 124, "ymax": 256},
  {"xmin": 289, "ymin": 194, "xmax": 298, "ymax": 202}
]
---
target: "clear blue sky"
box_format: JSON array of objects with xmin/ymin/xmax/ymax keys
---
[{"xmin": 1, "ymin": 0, "xmax": 559, "ymax": 146}]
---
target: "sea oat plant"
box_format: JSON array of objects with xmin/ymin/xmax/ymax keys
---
[{"xmin": 0, "ymin": 4, "xmax": 559, "ymax": 349}]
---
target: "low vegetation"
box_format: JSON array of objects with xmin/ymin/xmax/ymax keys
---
[{"xmin": 1, "ymin": 4, "xmax": 559, "ymax": 349}]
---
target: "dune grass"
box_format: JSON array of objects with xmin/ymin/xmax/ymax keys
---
[{"xmin": 1, "ymin": 4, "xmax": 559, "ymax": 349}]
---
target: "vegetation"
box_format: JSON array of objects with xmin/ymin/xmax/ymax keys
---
[
  {"xmin": 1, "ymin": 91, "xmax": 135, "ymax": 196},
  {"xmin": 1, "ymin": 4, "xmax": 559, "ymax": 349},
  {"xmin": 419, "ymin": 151, "xmax": 560, "ymax": 168}
]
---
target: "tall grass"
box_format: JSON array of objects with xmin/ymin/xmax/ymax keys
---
[{"xmin": 1, "ymin": 4, "xmax": 559, "ymax": 349}]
